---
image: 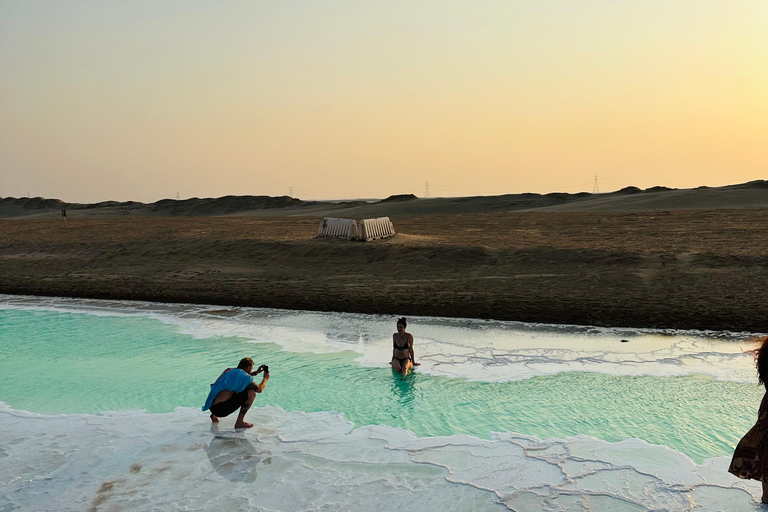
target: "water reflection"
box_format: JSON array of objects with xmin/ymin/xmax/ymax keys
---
[
  {"xmin": 391, "ymin": 369, "xmax": 417, "ymax": 408},
  {"xmin": 205, "ymin": 424, "xmax": 272, "ymax": 483}
]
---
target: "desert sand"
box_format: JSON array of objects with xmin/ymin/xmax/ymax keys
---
[{"xmin": 2, "ymin": 200, "xmax": 768, "ymax": 331}]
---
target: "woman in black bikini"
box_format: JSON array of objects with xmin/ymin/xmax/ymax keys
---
[{"xmin": 391, "ymin": 317, "xmax": 420, "ymax": 378}]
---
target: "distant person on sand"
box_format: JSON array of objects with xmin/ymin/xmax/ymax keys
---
[
  {"xmin": 729, "ymin": 336, "xmax": 768, "ymax": 503},
  {"xmin": 391, "ymin": 317, "xmax": 420, "ymax": 379},
  {"xmin": 202, "ymin": 358, "xmax": 269, "ymax": 429}
]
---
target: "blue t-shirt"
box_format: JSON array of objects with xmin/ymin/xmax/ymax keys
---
[{"xmin": 202, "ymin": 369, "xmax": 253, "ymax": 411}]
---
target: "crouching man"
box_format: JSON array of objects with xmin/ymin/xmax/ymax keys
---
[{"xmin": 202, "ymin": 357, "xmax": 270, "ymax": 429}]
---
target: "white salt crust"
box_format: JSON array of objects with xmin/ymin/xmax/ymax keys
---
[{"xmin": 0, "ymin": 404, "xmax": 760, "ymax": 512}]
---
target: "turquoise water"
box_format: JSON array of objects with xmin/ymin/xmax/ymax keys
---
[{"xmin": 0, "ymin": 308, "xmax": 760, "ymax": 463}]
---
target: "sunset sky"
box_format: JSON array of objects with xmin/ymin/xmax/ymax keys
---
[{"xmin": 1, "ymin": 0, "xmax": 766, "ymax": 202}]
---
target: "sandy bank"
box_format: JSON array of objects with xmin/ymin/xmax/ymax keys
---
[{"xmin": 1, "ymin": 210, "xmax": 767, "ymax": 331}]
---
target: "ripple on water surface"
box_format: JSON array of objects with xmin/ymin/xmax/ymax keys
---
[{"xmin": 0, "ymin": 306, "xmax": 762, "ymax": 463}]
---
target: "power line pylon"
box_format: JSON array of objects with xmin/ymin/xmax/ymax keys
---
[
  {"xmin": 424, "ymin": 182, "xmax": 430, "ymax": 198},
  {"xmin": 592, "ymin": 175, "xmax": 599, "ymax": 194}
]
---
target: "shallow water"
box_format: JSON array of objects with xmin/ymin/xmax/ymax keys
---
[{"xmin": 0, "ymin": 295, "xmax": 764, "ymax": 510}]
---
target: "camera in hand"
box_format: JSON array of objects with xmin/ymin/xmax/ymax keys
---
[{"xmin": 263, "ymin": 365, "xmax": 269, "ymax": 373}]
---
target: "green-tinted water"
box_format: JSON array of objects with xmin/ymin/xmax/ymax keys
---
[{"xmin": 0, "ymin": 309, "xmax": 760, "ymax": 462}]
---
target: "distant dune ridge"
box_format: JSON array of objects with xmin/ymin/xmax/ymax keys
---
[
  {"xmin": 3, "ymin": 180, "xmax": 768, "ymax": 219},
  {"xmin": 0, "ymin": 195, "xmax": 309, "ymax": 218}
]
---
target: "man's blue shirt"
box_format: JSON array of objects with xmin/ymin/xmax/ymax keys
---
[{"xmin": 202, "ymin": 369, "xmax": 253, "ymax": 411}]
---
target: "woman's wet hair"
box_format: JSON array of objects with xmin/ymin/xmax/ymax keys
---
[
  {"xmin": 754, "ymin": 337, "xmax": 768, "ymax": 386},
  {"xmin": 396, "ymin": 317, "xmax": 407, "ymax": 328}
]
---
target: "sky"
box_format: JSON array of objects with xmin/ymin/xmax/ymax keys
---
[{"xmin": 1, "ymin": 0, "xmax": 766, "ymax": 203}]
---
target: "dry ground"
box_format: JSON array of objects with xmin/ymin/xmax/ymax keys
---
[{"xmin": 2, "ymin": 210, "xmax": 768, "ymax": 331}]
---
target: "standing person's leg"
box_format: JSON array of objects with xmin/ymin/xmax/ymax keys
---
[
  {"xmin": 761, "ymin": 480, "xmax": 768, "ymax": 503},
  {"xmin": 234, "ymin": 389, "xmax": 257, "ymax": 429}
]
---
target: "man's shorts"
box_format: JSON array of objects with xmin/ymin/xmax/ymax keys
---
[{"xmin": 209, "ymin": 389, "xmax": 250, "ymax": 417}]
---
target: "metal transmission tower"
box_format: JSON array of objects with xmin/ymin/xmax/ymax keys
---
[
  {"xmin": 424, "ymin": 182, "xmax": 430, "ymax": 198},
  {"xmin": 592, "ymin": 175, "xmax": 599, "ymax": 194}
]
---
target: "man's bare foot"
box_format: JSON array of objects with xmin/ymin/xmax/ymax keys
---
[
  {"xmin": 234, "ymin": 421, "xmax": 254, "ymax": 429},
  {"xmin": 210, "ymin": 414, "xmax": 220, "ymax": 423}
]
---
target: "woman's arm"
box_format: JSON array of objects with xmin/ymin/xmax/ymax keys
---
[{"xmin": 409, "ymin": 334, "xmax": 420, "ymax": 365}]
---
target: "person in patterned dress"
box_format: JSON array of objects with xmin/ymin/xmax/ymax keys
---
[{"xmin": 729, "ymin": 336, "xmax": 768, "ymax": 503}]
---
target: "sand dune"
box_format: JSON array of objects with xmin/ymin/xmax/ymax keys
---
[
  {"xmin": 3, "ymin": 180, "xmax": 768, "ymax": 219},
  {"xmin": 3, "ymin": 181, "xmax": 768, "ymax": 330},
  {"xmin": 536, "ymin": 181, "xmax": 768, "ymax": 212}
]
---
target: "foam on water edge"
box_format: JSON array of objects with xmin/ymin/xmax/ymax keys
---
[
  {"xmin": 0, "ymin": 403, "xmax": 761, "ymax": 511},
  {"xmin": 0, "ymin": 294, "xmax": 761, "ymax": 384}
]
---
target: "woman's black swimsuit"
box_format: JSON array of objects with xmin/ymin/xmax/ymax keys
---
[{"xmin": 393, "ymin": 336, "xmax": 410, "ymax": 366}]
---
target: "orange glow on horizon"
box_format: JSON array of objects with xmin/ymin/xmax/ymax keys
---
[{"xmin": 1, "ymin": 0, "xmax": 766, "ymax": 202}]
